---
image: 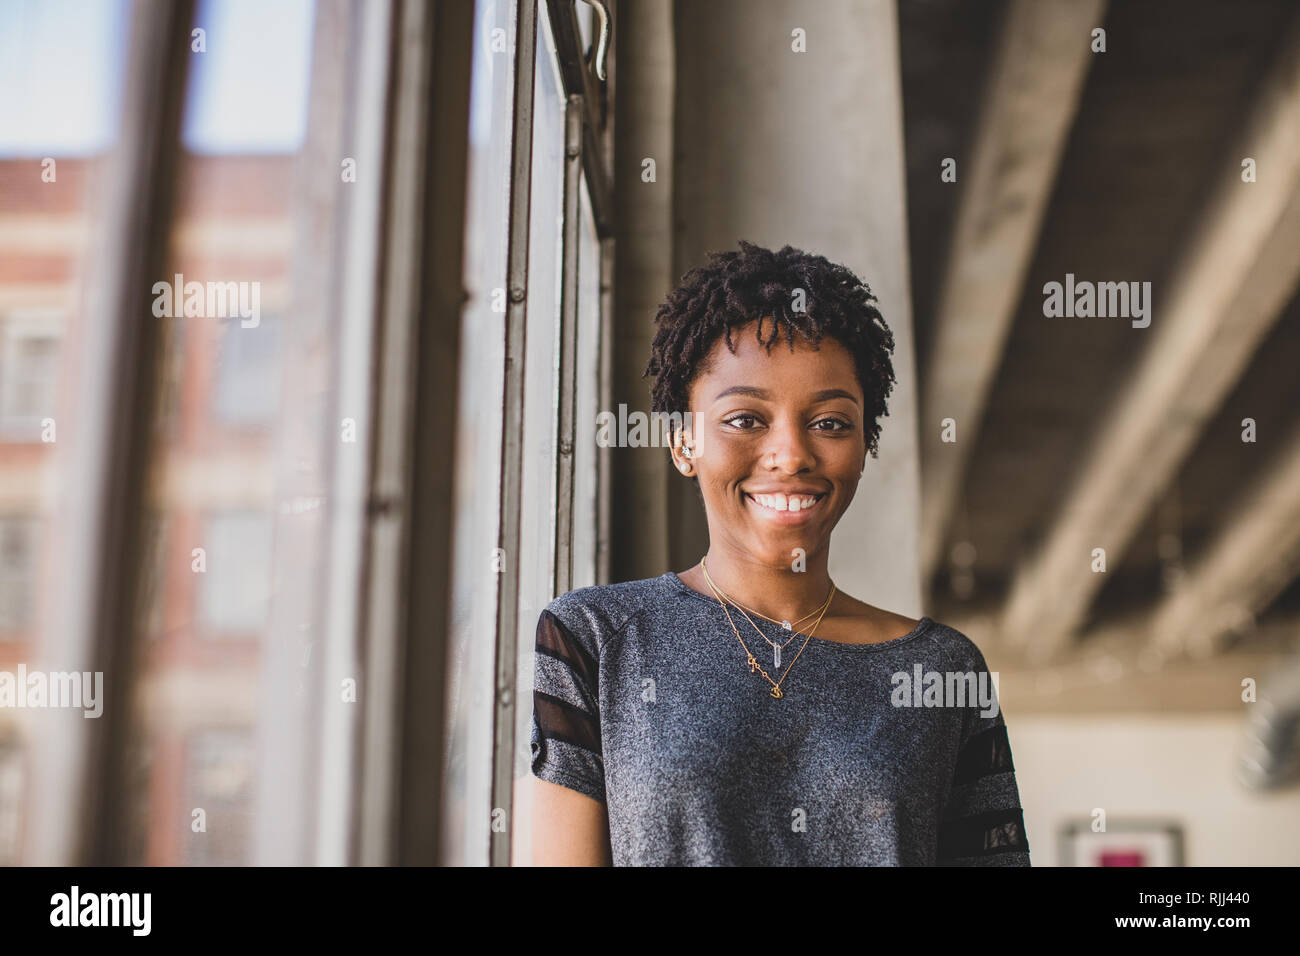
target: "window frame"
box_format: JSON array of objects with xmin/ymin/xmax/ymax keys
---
[
  {"xmin": 25, "ymin": 0, "xmax": 196, "ymax": 866},
  {"xmin": 488, "ymin": 0, "xmax": 615, "ymax": 867}
]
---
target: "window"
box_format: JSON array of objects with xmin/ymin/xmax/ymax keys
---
[
  {"xmin": 442, "ymin": 0, "xmax": 517, "ymax": 868},
  {"xmin": 211, "ymin": 313, "xmax": 282, "ymax": 427},
  {"xmin": 195, "ymin": 511, "xmax": 273, "ymax": 637},
  {"xmin": 0, "ymin": 311, "xmax": 61, "ymax": 440},
  {"xmin": 122, "ymin": 0, "xmax": 384, "ymax": 865},
  {"xmin": 4, "ymin": 0, "xmax": 613, "ymax": 866},
  {"xmin": 442, "ymin": 0, "xmax": 613, "ymax": 866},
  {"xmin": 0, "ymin": 742, "xmax": 20, "ymax": 865},
  {"xmin": 0, "ymin": 0, "xmax": 129, "ymax": 863},
  {"xmin": 510, "ymin": 2, "xmax": 569, "ymax": 863},
  {"xmin": 0, "ymin": 516, "xmax": 39, "ymax": 635},
  {"xmin": 180, "ymin": 729, "xmax": 255, "ymax": 865}
]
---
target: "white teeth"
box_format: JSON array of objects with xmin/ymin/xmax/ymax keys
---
[{"xmin": 750, "ymin": 493, "xmax": 820, "ymax": 513}]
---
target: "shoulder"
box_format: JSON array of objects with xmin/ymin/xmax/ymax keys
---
[
  {"xmin": 541, "ymin": 574, "xmax": 674, "ymax": 654},
  {"xmin": 917, "ymin": 615, "xmax": 996, "ymax": 674}
]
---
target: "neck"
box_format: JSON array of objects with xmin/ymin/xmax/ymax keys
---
[{"xmin": 699, "ymin": 545, "xmax": 834, "ymax": 623}]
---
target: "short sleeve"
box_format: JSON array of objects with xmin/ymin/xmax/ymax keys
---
[
  {"xmin": 936, "ymin": 659, "xmax": 1031, "ymax": 866},
  {"xmin": 529, "ymin": 607, "xmax": 606, "ymax": 804}
]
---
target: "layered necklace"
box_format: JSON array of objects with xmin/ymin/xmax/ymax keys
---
[{"xmin": 700, "ymin": 555, "xmax": 837, "ymax": 699}]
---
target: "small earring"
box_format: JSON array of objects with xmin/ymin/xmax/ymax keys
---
[{"xmin": 678, "ymin": 461, "xmax": 691, "ymax": 474}]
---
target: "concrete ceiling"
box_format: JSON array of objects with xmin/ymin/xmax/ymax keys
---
[{"xmin": 901, "ymin": 0, "xmax": 1300, "ymax": 662}]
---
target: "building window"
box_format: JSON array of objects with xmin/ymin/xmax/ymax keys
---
[
  {"xmin": 211, "ymin": 314, "xmax": 282, "ymax": 427},
  {"xmin": 196, "ymin": 511, "xmax": 273, "ymax": 637},
  {"xmin": 180, "ymin": 729, "xmax": 253, "ymax": 865},
  {"xmin": 0, "ymin": 311, "xmax": 61, "ymax": 441},
  {"xmin": 0, "ymin": 743, "xmax": 21, "ymax": 865},
  {"xmin": 0, "ymin": 516, "xmax": 38, "ymax": 636}
]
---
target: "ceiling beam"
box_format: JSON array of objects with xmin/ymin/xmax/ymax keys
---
[
  {"xmin": 1148, "ymin": 420, "xmax": 1300, "ymax": 659},
  {"xmin": 920, "ymin": 0, "xmax": 1105, "ymax": 581},
  {"xmin": 1002, "ymin": 13, "xmax": 1300, "ymax": 662},
  {"xmin": 963, "ymin": 611, "xmax": 1300, "ymax": 716},
  {"xmin": 994, "ymin": 649, "xmax": 1291, "ymax": 715}
]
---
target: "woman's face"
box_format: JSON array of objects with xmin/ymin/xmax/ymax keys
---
[{"xmin": 673, "ymin": 317, "xmax": 868, "ymax": 568}]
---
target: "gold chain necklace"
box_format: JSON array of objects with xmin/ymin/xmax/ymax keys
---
[
  {"xmin": 714, "ymin": 586, "xmax": 827, "ymax": 632},
  {"xmin": 701, "ymin": 555, "xmax": 835, "ymax": 667},
  {"xmin": 700, "ymin": 557, "xmax": 836, "ymax": 699}
]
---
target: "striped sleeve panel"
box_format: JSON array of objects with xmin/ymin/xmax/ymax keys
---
[
  {"xmin": 937, "ymin": 718, "xmax": 1031, "ymax": 866},
  {"xmin": 529, "ymin": 608, "xmax": 606, "ymax": 804}
]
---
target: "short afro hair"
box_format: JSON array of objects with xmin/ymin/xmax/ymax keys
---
[{"xmin": 643, "ymin": 240, "xmax": 897, "ymax": 458}]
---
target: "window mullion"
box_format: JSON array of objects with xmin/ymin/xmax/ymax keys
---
[
  {"xmin": 25, "ymin": 0, "xmax": 195, "ymax": 866},
  {"xmin": 490, "ymin": 0, "xmax": 540, "ymax": 869},
  {"xmin": 553, "ymin": 93, "xmax": 585, "ymax": 599}
]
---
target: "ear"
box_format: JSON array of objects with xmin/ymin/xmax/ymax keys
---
[{"xmin": 670, "ymin": 427, "xmax": 695, "ymax": 476}]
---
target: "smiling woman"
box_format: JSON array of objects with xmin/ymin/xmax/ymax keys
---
[{"xmin": 529, "ymin": 240, "xmax": 1031, "ymax": 866}]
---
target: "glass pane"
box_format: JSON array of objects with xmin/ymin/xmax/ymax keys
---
[
  {"xmin": 0, "ymin": 0, "xmax": 130, "ymax": 865},
  {"xmin": 441, "ymin": 0, "xmax": 517, "ymax": 866},
  {"xmin": 121, "ymin": 0, "xmax": 378, "ymax": 865}
]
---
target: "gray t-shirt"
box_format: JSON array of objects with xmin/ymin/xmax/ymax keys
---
[{"xmin": 530, "ymin": 571, "xmax": 1030, "ymax": 866}]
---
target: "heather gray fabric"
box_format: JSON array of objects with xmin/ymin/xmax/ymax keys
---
[{"xmin": 530, "ymin": 571, "xmax": 1031, "ymax": 866}]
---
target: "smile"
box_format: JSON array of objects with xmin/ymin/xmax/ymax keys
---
[{"xmin": 744, "ymin": 491, "xmax": 826, "ymax": 519}]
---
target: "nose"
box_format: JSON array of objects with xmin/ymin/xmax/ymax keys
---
[{"xmin": 761, "ymin": 417, "xmax": 815, "ymax": 474}]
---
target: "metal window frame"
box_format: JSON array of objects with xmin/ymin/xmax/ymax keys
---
[
  {"xmin": 353, "ymin": 0, "xmax": 477, "ymax": 866},
  {"xmin": 548, "ymin": 0, "xmax": 615, "ymax": 236},
  {"xmin": 489, "ymin": 0, "xmax": 616, "ymax": 867},
  {"xmin": 489, "ymin": 0, "xmax": 540, "ymax": 870},
  {"xmin": 553, "ymin": 95, "xmax": 584, "ymax": 599},
  {"xmin": 309, "ymin": 0, "xmax": 396, "ymax": 868},
  {"xmin": 251, "ymin": 0, "xmax": 397, "ymax": 865},
  {"xmin": 25, "ymin": 0, "xmax": 195, "ymax": 866}
]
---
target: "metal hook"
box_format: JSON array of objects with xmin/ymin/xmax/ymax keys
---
[{"xmin": 576, "ymin": 0, "xmax": 610, "ymax": 82}]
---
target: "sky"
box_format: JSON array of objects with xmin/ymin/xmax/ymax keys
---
[{"xmin": 0, "ymin": 0, "xmax": 315, "ymax": 157}]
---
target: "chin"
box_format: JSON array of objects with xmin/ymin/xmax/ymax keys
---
[{"xmin": 747, "ymin": 533, "xmax": 822, "ymax": 565}]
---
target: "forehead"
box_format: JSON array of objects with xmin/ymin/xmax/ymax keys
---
[{"xmin": 694, "ymin": 321, "xmax": 861, "ymax": 398}]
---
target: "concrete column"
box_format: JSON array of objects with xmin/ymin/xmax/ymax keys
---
[
  {"xmin": 669, "ymin": 0, "xmax": 922, "ymax": 616},
  {"xmin": 610, "ymin": 0, "xmax": 676, "ymax": 583}
]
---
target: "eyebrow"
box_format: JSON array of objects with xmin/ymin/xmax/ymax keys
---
[{"xmin": 712, "ymin": 385, "xmax": 860, "ymax": 405}]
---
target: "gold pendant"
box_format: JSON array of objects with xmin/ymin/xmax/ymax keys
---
[{"xmin": 770, "ymin": 685, "xmax": 783, "ymax": 699}]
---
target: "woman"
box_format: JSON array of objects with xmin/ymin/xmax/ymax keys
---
[{"xmin": 529, "ymin": 240, "xmax": 1030, "ymax": 866}]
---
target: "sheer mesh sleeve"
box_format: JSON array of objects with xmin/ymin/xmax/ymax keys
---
[
  {"xmin": 936, "ymin": 660, "xmax": 1031, "ymax": 866},
  {"xmin": 530, "ymin": 608, "xmax": 606, "ymax": 804}
]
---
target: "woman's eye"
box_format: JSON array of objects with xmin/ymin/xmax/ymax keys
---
[
  {"xmin": 812, "ymin": 417, "xmax": 851, "ymax": 431},
  {"xmin": 723, "ymin": 414, "xmax": 760, "ymax": 430}
]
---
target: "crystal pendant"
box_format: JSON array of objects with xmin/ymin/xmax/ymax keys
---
[
  {"xmin": 782, "ymin": 619, "xmax": 792, "ymax": 630},
  {"xmin": 773, "ymin": 643, "xmax": 782, "ymax": 669}
]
